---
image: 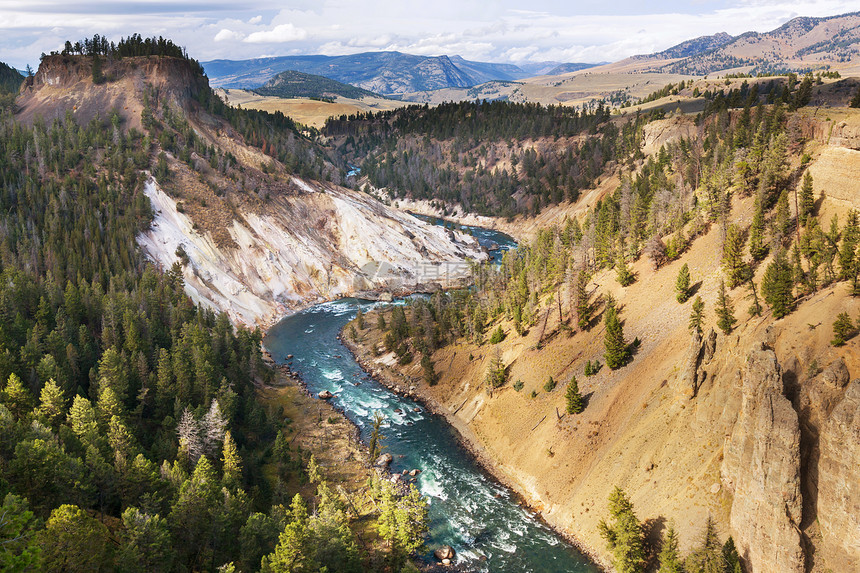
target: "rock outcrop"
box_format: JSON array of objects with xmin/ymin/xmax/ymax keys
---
[
  {"xmin": 676, "ymin": 328, "xmax": 717, "ymax": 398},
  {"xmin": 817, "ymin": 378, "xmax": 860, "ymax": 571},
  {"xmin": 721, "ymin": 347, "xmax": 804, "ymax": 573}
]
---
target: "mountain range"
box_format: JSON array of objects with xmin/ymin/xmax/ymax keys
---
[{"xmin": 203, "ymin": 51, "xmax": 594, "ymax": 95}]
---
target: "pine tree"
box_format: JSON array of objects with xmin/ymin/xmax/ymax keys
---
[
  {"xmin": 421, "ymin": 353, "xmax": 438, "ymax": 386},
  {"xmin": 34, "ymin": 380, "xmax": 66, "ymax": 428},
  {"xmin": 831, "ymin": 312, "xmax": 855, "ymax": 346},
  {"xmin": 221, "ymin": 431, "xmax": 243, "ymax": 489},
  {"xmin": 761, "ymin": 250, "xmax": 795, "ymax": 318},
  {"xmin": 177, "ymin": 407, "xmax": 203, "ymax": 465},
  {"xmin": 598, "ymin": 487, "xmax": 645, "ymax": 573},
  {"xmin": 657, "ymin": 523, "xmax": 684, "ymax": 573},
  {"xmin": 685, "ymin": 516, "xmax": 723, "ymax": 573},
  {"xmin": 575, "ymin": 268, "xmax": 593, "ymax": 330},
  {"xmin": 485, "ymin": 347, "xmax": 507, "ymax": 392},
  {"xmin": 775, "ymin": 189, "xmax": 792, "ymax": 243},
  {"xmin": 202, "ymin": 399, "xmax": 228, "ymax": 456},
  {"xmin": 118, "ymin": 508, "xmax": 176, "ymax": 573},
  {"xmin": 715, "ymin": 279, "xmax": 737, "ymax": 334},
  {"xmin": 40, "ymin": 504, "xmax": 113, "ymax": 572},
  {"xmin": 676, "ymin": 263, "xmax": 691, "ymax": 303},
  {"xmin": 722, "ymin": 224, "xmax": 750, "ymax": 288},
  {"xmin": 565, "ymin": 375, "xmax": 584, "ymax": 414},
  {"xmin": 689, "ymin": 296, "xmax": 705, "ymax": 335},
  {"xmin": 265, "ymin": 494, "xmax": 316, "ymax": 572},
  {"xmin": 799, "ymin": 171, "xmax": 814, "ymax": 226},
  {"xmin": 839, "ymin": 210, "xmax": 859, "ymax": 280},
  {"xmin": 2, "ymin": 373, "xmax": 33, "ymax": 420},
  {"xmin": 604, "ymin": 299, "xmax": 628, "ymax": 370},
  {"xmin": 723, "ymin": 537, "xmax": 742, "ymax": 573},
  {"xmin": 748, "ymin": 195, "xmax": 768, "ymax": 261},
  {"xmin": 616, "ymin": 251, "xmax": 635, "ymax": 287}
]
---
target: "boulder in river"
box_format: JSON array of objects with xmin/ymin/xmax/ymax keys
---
[
  {"xmin": 410, "ymin": 469, "xmax": 421, "ymax": 476},
  {"xmin": 434, "ymin": 545, "xmax": 456, "ymax": 561},
  {"xmin": 318, "ymin": 390, "xmax": 334, "ymax": 400},
  {"xmin": 375, "ymin": 453, "xmax": 393, "ymax": 468}
]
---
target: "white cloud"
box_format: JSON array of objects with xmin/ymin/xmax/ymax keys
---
[
  {"xmin": 214, "ymin": 28, "xmax": 244, "ymax": 42},
  {"xmin": 0, "ymin": 0, "xmax": 858, "ymax": 69},
  {"xmin": 244, "ymin": 23, "xmax": 307, "ymax": 44}
]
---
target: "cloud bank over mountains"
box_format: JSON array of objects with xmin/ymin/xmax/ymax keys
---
[{"xmin": 0, "ymin": 0, "xmax": 857, "ymax": 69}]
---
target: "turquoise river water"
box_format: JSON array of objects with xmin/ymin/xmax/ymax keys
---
[{"xmin": 263, "ymin": 221, "xmax": 598, "ymax": 572}]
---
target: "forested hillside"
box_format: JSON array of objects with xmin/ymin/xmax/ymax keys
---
[
  {"xmin": 326, "ymin": 100, "xmax": 643, "ymax": 218},
  {"xmin": 0, "ymin": 36, "xmax": 430, "ymax": 572},
  {"xmin": 253, "ymin": 70, "xmax": 379, "ymax": 100}
]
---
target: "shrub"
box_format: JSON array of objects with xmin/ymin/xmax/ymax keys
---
[
  {"xmin": 513, "ymin": 380, "xmax": 524, "ymax": 392},
  {"xmin": 543, "ymin": 377, "xmax": 557, "ymax": 392}
]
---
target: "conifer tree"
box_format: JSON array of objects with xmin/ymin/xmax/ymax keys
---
[
  {"xmin": 722, "ymin": 224, "xmax": 750, "ymax": 288},
  {"xmin": 2, "ymin": 373, "xmax": 33, "ymax": 421},
  {"xmin": 221, "ymin": 431, "xmax": 242, "ymax": 489},
  {"xmin": 761, "ymin": 250, "xmax": 795, "ymax": 318},
  {"xmin": 37, "ymin": 379, "xmax": 68, "ymax": 430},
  {"xmin": 575, "ymin": 268, "xmax": 593, "ymax": 330},
  {"xmin": 421, "ymin": 353, "xmax": 438, "ymax": 386},
  {"xmin": 775, "ymin": 189, "xmax": 792, "ymax": 243},
  {"xmin": 604, "ymin": 298, "xmax": 628, "ymax": 370},
  {"xmin": 676, "ymin": 263, "xmax": 691, "ymax": 303},
  {"xmin": 689, "ymin": 296, "xmax": 705, "ymax": 335},
  {"xmin": 616, "ymin": 251, "xmax": 635, "ymax": 287},
  {"xmin": 838, "ymin": 210, "xmax": 859, "ymax": 280},
  {"xmin": 723, "ymin": 537, "xmax": 743, "ymax": 573},
  {"xmin": 598, "ymin": 487, "xmax": 645, "ymax": 573},
  {"xmin": 748, "ymin": 195, "xmax": 768, "ymax": 261},
  {"xmin": 657, "ymin": 523, "xmax": 683, "ymax": 573},
  {"xmin": 565, "ymin": 375, "xmax": 584, "ymax": 414},
  {"xmin": 799, "ymin": 171, "xmax": 815, "ymax": 226},
  {"xmin": 485, "ymin": 347, "xmax": 507, "ymax": 392},
  {"xmin": 831, "ymin": 312, "xmax": 855, "ymax": 346},
  {"xmin": 715, "ymin": 279, "xmax": 737, "ymax": 334},
  {"xmin": 685, "ymin": 516, "xmax": 723, "ymax": 573}
]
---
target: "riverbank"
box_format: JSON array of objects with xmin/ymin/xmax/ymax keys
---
[{"xmin": 339, "ymin": 326, "xmax": 610, "ymax": 572}]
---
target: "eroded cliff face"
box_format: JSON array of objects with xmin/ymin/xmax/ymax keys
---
[
  {"xmin": 138, "ymin": 177, "xmax": 484, "ymax": 327},
  {"xmin": 721, "ymin": 347, "xmax": 805, "ymax": 573},
  {"xmin": 817, "ymin": 378, "xmax": 860, "ymax": 571}
]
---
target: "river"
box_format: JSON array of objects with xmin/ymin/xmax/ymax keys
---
[{"xmin": 263, "ymin": 221, "xmax": 598, "ymax": 572}]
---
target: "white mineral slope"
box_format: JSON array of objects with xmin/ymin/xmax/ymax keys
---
[{"xmin": 137, "ymin": 178, "xmax": 485, "ymax": 327}]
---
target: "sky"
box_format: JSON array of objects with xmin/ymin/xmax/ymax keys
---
[{"xmin": 0, "ymin": 0, "xmax": 857, "ymax": 70}]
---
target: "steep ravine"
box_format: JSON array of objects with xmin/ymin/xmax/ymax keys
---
[{"xmin": 343, "ymin": 229, "xmax": 860, "ymax": 572}]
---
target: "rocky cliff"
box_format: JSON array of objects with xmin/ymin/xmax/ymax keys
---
[
  {"xmin": 818, "ymin": 378, "xmax": 860, "ymax": 570},
  {"xmin": 721, "ymin": 347, "xmax": 804, "ymax": 573},
  {"xmin": 138, "ymin": 176, "xmax": 483, "ymax": 327}
]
